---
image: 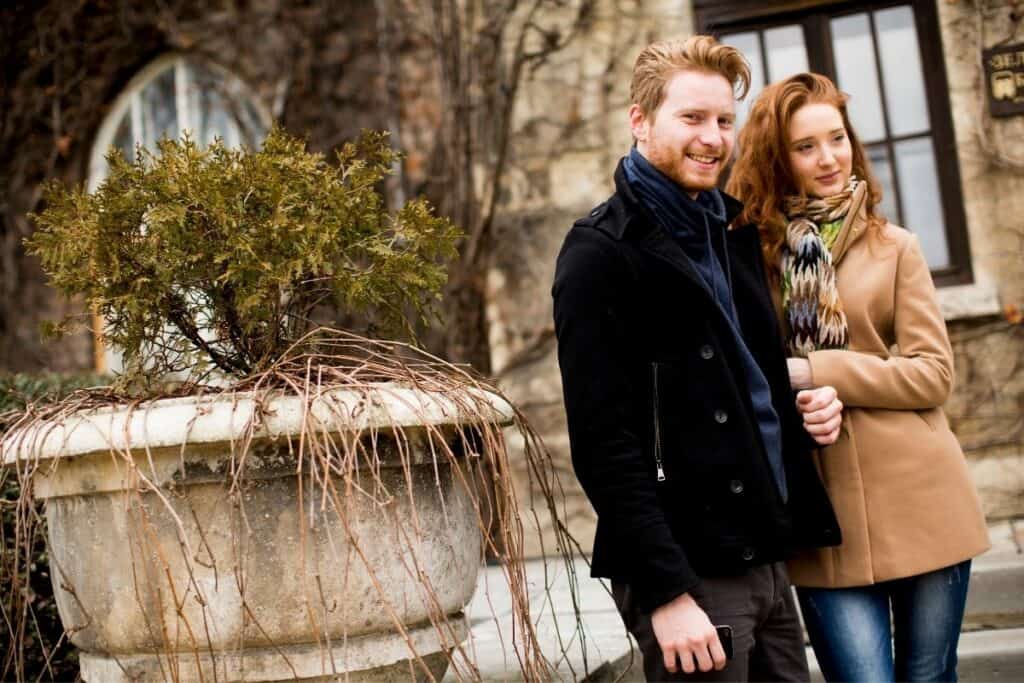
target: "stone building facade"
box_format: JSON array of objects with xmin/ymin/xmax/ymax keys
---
[
  {"xmin": 3, "ymin": 1, "xmax": 1022, "ymax": 556},
  {"xmin": 1, "ymin": 1, "xmax": 396, "ymax": 372}
]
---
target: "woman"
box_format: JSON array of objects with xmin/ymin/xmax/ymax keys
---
[{"xmin": 727, "ymin": 72, "xmax": 990, "ymax": 682}]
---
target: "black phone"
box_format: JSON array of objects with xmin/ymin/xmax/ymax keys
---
[{"xmin": 715, "ymin": 624, "xmax": 734, "ymax": 660}]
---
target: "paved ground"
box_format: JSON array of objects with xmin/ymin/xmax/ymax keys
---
[
  {"xmin": 443, "ymin": 553, "xmax": 625, "ymax": 681},
  {"xmin": 447, "ymin": 519, "xmax": 1024, "ymax": 681}
]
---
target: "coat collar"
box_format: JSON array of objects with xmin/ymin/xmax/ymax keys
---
[
  {"xmin": 601, "ymin": 159, "xmax": 757, "ymax": 321},
  {"xmin": 608, "ymin": 157, "xmax": 745, "ymax": 242},
  {"xmin": 829, "ymin": 180, "xmax": 869, "ymax": 266}
]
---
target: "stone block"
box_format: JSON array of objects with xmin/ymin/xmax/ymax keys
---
[{"xmin": 966, "ymin": 446, "xmax": 1024, "ymax": 520}]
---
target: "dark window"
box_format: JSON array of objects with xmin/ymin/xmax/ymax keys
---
[{"xmin": 698, "ymin": 0, "xmax": 971, "ymax": 285}]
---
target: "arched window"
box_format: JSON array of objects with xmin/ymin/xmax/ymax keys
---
[{"xmin": 89, "ymin": 54, "xmax": 270, "ymax": 373}]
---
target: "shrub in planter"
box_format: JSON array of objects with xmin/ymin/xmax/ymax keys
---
[{"xmin": 3, "ymin": 129, "xmax": 575, "ymax": 682}]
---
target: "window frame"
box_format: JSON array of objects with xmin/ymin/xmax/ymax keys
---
[
  {"xmin": 88, "ymin": 54, "xmax": 270, "ymax": 192},
  {"xmin": 696, "ymin": 0, "xmax": 973, "ymax": 286}
]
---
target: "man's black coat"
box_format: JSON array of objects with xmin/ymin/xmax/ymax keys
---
[{"xmin": 552, "ymin": 161, "xmax": 840, "ymax": 612}]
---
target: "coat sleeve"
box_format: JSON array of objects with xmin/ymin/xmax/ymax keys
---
[
  {"xmin": 807, "ymin": 233, "xmax": 953, "ymax": 410},
  {"xmin": 552, "ymin": 231, "xmax": 698, "ymax": 611}
]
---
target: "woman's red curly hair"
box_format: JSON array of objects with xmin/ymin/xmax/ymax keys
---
[{"xmin": 726, "ymin": 72, "xmax": 886, "ymax": 276}]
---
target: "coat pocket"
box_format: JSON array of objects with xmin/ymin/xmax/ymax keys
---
[
  {"xmin": 914, "ymin": 408, "xmax": 938, "ymax": 432},
  {"xmin": 652, "ymin": 358, "xmax": 740, "ymax": 471}
]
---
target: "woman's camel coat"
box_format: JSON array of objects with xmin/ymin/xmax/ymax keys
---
[{"xmin": 774, "ymin": 184, "xmax": 989, "ymax": 588}]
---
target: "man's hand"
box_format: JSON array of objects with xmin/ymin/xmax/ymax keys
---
[
  {"xmin": 797, "ymin": 385, "xmax": 842, "ymax": 445},
  {"xmin": 650, "ymin": 592, "xmax": 727, "ymax": 674},
  {"xmin": 786, "ymin": 357, "xmax": 813, "ymax": 390}
]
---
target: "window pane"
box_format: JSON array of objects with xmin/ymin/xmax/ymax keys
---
[
  {"xmin": 867, "ymin": 144, "xmax": 900, "ymax": 225},
  {"xmin": 238, "ymin": 100, "xmax": 265, "ymax": 147},
  {"xmin": 113, "ymin": 115, "xmax": 133, "ymax": 160},
  {"xmin": 139, "ymin": 66, "xmax": 178, "ymax": 148},
  {"xmin": 894, "ymin": 137, "xmax": 949, "ymax": 269},
  {"xmin": 188, "ymin": 61, "xmax": 264, "ymax": 148},
  {"xmin": 189, "ymin": 62, "xmax": 228, "ymax": 146},
  {"xmin": 764, "ymin": 25, "xmax": 808, "ymax": 82},
  {"xmin": 721, "ymin": 31, "xmax": 765, "ymax": 132},
  {"xmin": 831, "ymin": 13, "xmax": 887, "ymax": 143},
  {"xmin": 875, "ymin": 5, "xmax": 930, "ymax": 137},
  {"xmin": 196, "ymin": 87, "xmax": 239, "ymax": 147}
]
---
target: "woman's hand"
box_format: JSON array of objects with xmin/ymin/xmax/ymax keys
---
[
  {"xmin": 787, "ymin": 357, "xmax": 813, "ymax": 390},
  {"xmin": 796, "ymin": 386, "xmax": 843, "ymax": 446}
]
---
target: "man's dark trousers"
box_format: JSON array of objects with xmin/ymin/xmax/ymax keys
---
[{"xmin": 613, "ymin": 563, "xmax": 809, "ymax": 682}]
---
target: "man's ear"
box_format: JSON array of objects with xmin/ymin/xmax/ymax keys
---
[{"xmin": 629, "ymin": 104, "xmax": 649, "ymax": 143}]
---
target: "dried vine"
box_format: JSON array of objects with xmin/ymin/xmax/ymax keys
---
[
  {"xmin": 382, "ymin": 0, "xmax": 598, "ymax": 372},
  {"xmin": 2, "ymin": 328, "xmax": 589, "ymax": 681}
]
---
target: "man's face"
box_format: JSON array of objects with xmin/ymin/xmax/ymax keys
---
[{"xmin": 630, "ymin": 70, "xmax": 736, "ymax": 197}]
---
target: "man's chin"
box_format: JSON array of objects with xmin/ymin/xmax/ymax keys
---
[
  {"xmin": 661, "ymin": 170, "xmax": 715, "ymax": 194},
  {"xmin": 680, "ymin": 178, "xmax": 720, "ymax": 194}
]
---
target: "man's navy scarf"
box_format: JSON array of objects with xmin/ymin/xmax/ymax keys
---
[{"xmin": 624, "ymin": 148, "xmax": 788, "ymax": 501}]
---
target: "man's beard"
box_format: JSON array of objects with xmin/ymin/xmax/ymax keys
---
[{"xmin": 659, "ymin": 154, "xmax": 721, "ymax": 194}]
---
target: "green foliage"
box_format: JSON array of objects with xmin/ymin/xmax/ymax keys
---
[
  {"xmin": 0, "ymin": 372, "xmax": 107, "ymax": 416},
  {"xmin": 1, "ymin": 373, "xmax": 107, "ymax": 682},
  {"xmin": 27, "ymin": 127, "xmax": 460, "ymax": 382}
]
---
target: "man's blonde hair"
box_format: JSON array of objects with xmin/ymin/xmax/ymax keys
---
[{"xmin": 630, "ymin": 35, "xmax": 751, "ymax": 118}]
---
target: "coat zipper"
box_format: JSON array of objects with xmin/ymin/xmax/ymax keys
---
[{"xmin": 652, "ymin": 363, "xmax": 666, "ymax": 482}]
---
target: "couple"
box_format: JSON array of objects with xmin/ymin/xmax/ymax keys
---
[{"xmin": 552, "ymin": 35, "xmax": 990, "ymax": 682}]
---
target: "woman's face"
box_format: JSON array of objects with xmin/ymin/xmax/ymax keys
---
[{"xmin": 786, "ymin": 103, "xmax": 853, "ymax": 198}]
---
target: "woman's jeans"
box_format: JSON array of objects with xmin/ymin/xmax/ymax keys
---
[{"xmin": 797, "ymin": 560, "xmax": 971, "ymax": 682}]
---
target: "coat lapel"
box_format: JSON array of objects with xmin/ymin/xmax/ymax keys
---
[
  {"xmin": 631, "ymin": 190, "xmax": 745, "ymax": 300},
  {"xmin": 637, "ymin": 226, "xmax": 744, "ymax": 337},
  {"xmin": 637, "ymin": 227, "xmax": 709, "ymax": 294},
  {"xmin": 830, "ymin": 181, "xmax": 869, "ymax": 267}
]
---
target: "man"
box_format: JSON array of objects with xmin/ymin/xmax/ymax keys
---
[{"xmin": 552, "ymin": 36, "xmax": 843, "ymax": 681}]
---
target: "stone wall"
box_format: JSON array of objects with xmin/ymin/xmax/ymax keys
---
[{"xmin": 938, "ymin": 0, "xmax": 1024, "ymax": 520}]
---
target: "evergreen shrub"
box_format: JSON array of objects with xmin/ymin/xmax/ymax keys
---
[{"xmin": 27, "ymin": 127, "xmax": 459, "ymax": 384}]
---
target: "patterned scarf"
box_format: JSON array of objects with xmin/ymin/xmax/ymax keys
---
[{"xmin": 781, "ymin": 177, "xmax": 857, "ymax": 358}]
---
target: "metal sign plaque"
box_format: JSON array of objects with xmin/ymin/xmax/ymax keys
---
[{"xmin": 984, "ymin": 43, "xmax": 1024, "ymax": 117}]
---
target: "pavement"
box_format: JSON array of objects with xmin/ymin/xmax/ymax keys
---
[{"xmin": 447, "ymin": 519, "xmax": 1024, "ymax": 681}]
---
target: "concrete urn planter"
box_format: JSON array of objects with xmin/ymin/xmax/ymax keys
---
[{"xmin": 2, "ymin": 384, "xmax": 513, "ymax": 682}]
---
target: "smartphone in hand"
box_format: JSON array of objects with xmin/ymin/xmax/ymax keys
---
[{"xmin": 715, "ymin": 625, "xmax": 733, "ymax": 660}]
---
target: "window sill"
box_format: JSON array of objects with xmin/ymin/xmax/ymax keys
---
[{"xmin": 936, "ymin": 281, "xmax": 1002, "ymax": 321}]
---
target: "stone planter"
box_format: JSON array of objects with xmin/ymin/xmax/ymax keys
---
[{"xmin": 2, "ymin": 384, "xmax": 513, "ymax": 682}]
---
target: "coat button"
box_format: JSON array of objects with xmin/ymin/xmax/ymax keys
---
[
  {"xmin": 729, "ymin": 479, "xmax": 744, "ymax": 494},
  {"xmin": 700, "ymin": 345, "xmax": 714, "ymax": 360},
  {"xmin": 741, "ymin": 547, "xmax": 755, "ymax": 561},
  {"xmin": 714, "ymin": 409, "xmax": 728, "ymax": 424}
]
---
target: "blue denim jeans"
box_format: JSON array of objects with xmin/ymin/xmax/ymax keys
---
[{"xmin": 797, "ymin": 560, "xmax": 971, "ymax": 682}]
